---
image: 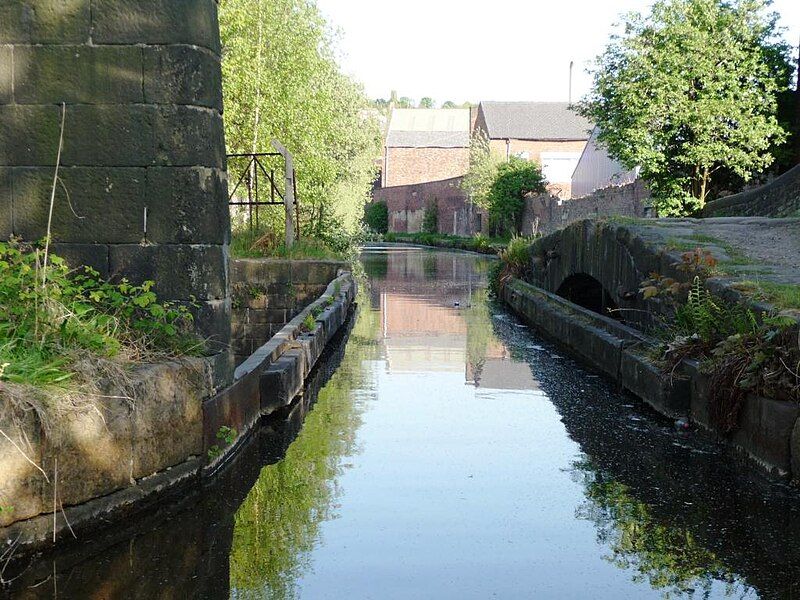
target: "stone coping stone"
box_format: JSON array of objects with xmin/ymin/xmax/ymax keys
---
[
  {"xmin": 506, "ymin": 277, "xmax": 800, "ymax": 480},
  {"xmin": 684, "ymin": 358, "xmax": 800, "ymax": 478},
  {"xmin": 203, "ymin": 272, "xmax": 355, "ymax": 473},
  {"xmin": 731, "ymin": 395, "xmax": 799, "ymax": 476},
  {"xmin": 505, "ymin": 281, "xmax": 620, "ymax": 377},
  {"xmin": 233, "ymin": 272, "xmax": 354, "ymax": 381},
  {"xmin": 620, "ymin": 349, "xmax": 689, "ymax": 418},
  {"xmin": 259, "ymin": 349, "xmax": 306, "ymax": 416},
  {"xmin": 507, "ymin": 279, "xmax": 651, "ymax": 345}
]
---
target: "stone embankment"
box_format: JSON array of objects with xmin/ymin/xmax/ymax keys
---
[
  {"xmin": 0, "ymin": 260, "xmax": 355, "ymax": 555},
  {"xmin": 503, "ymin": 217, "xmax": 800, "ymax": 480}
]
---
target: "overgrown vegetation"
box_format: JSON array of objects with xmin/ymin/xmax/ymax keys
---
[
  {"xmin": 641, "ymin": 248, "xmax": 799, "ymax": 432},
  {"xmin": 422, "ymin": 202, "xmax": 438, "ymax": 234},
  {"xmin": 730, "ymin": 280, "xmax": 800, "ymax": 311},
  {"xmin": 0, "ymin": 239, "xmax": 200, "ymax": 405},
  {"xmin": 383, "ymin": 232, "xmax": 502, "ymax": 254},
  {"xmin": 220, "ymin": 0, "xmax": 381, "ymax": 256},
  {"xmin": 460, "ymin": 130, "xmax": 502, "ymax": 210},
  {"xmin": 487, "ymin": 158, "xmax": 547, "ymax": 236},
  {"xmin": 461, "ymin": 133, "xmax": 548, "ymax": 236},
  {"xmin": 364, "ymin": 201, "xmax": 388, "ymax": 234},
  {"xmin": 489, "ymin": 235, "xmax": 538, "ymax": 297},
  {"xmin": 230, "ymin": 226, "xmax": 349, "ymax": 260},
  {"xmin": 578, "ymin": 0, "xmax": 794, "ymax": 215},
  {"xmin": 208, "ymin": 425, "xmax": 239, "ymax": 460}
]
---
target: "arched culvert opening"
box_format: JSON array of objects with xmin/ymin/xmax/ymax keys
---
[{"xmin": 556, "ymin": 274, "xmax": 619, "ymax": 319}]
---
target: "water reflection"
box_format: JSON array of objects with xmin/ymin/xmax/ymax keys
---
[
  {"xmin": 230, "ymin": 298, "xmax": 380, "ymax": 598},
  {"xmin": 7, "ymin": 248, "xmax": 800, "ymax": 599}
]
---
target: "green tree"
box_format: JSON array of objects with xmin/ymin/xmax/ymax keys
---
[
  {"xmin": 219, "ymin": 0, "xmax": 381, "ymax": 236},
  {"xmin": 442, "ymin": 100, "xmax": 458, "ymax": 109},
  {"xmin": 419, "ymin": 97, "xmax": 436, "ymax": 109},
  {"xmin": 396, "ymin": 96, "xmax": 414, "ymax": 108},
  {"xmin": 577, "ymin": 0, "xmax": 793, "ymax": 216},
  {"xmin": 487, "ymin": 158, "xmax": 547, "ymax": 236},
  {"xmin": 461, "ymin": 130, "xmax": 502, "ymax": 210},
  {"xmin": 364, "ymin": 201, "xmax": 389, "ymax": 234},
  {"xmin": 422, "ymin": 201, "xmax": 438, "ymax": 233}
]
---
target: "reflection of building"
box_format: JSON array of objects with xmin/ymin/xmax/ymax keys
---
[
  {"xmin": 472, "ymin": 359, "xmax": 540, "ymax": 393},
  {"xmin": 365, "ymin": 248, "xmax": 539, "ymax": 393},
  {"xmin": 381, "ymin": 294, "xmax": 466, "ymax": 373}
]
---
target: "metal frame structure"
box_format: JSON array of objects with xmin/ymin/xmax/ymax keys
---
[{"xmin": 227, "ymin": 151, "xmax": 300, "ymax": 240}]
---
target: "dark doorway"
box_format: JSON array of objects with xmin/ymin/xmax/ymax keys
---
[{"xmin": 556, "ymin": 274, "xmax": 619, "ymax": 318}]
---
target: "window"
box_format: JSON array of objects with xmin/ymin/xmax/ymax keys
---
[{"xmin": 540, "ymin": 152, "xmax": 582, "ymax": 184}]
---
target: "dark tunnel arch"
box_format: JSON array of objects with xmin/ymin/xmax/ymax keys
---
[{"xmin": 556, "ymin": 273, "xmax": 620, "ymax": 319}]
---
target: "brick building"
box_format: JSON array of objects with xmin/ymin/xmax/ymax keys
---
[
  {"xmin": 382, "ymin": 108, "xmax": 470, "ymax": 187},
  {"xmin": 376, "ymin": 108, "xmax": 479, "ymax": 234},
  {"xmin": 474, "ymin": 102, "xmax": 592, "ymax": 198}
]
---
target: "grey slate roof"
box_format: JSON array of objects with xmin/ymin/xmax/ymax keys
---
[
  {"xmin": 385, "ymin": 130, "xmax": 470, "ymax": 148},
  {"xmin": 480, "ymin": 101, "xmax": 592, "ymax": 141}
]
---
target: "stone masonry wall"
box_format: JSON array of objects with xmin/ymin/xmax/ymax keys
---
[
  {"xmin": 230, "ymin": 258, "xmax": 346, "ymax": 365},
  {"xmin": 703, "ymin": 163, "xmax": 800, "ymax": 218},
  {"xmin": 0, "ymin": 1, "xmax": 231, "ymax": 375},
  {"xmin": 0, "ymin": 356, "xmax": 216, "ymax": 531},
  {"xmin": 521, "ymin": 180, "xmax": 649, "ymax": 236}
]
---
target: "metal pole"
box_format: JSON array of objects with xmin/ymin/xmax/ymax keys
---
[
  {"xmin": 271, "ymin": 139, "xmax": 295, "ymax": 248},
  {"xmin": 247, "ymin": 160, "xmax": 253, "ymax": 233},
  {"xmin": 569, "ymin": 60, "xmax": 574, "ymax": 104}
]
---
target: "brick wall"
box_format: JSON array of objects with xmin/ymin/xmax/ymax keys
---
[
  {"xmin": 0, "ymin": 0, "xmax": 231, "ymax": 378},
  {"xmin": 521, "ymin": 180, "xmax": 650, "ymax": 236},
  {"xmin": 374, "ymin": 176, "xmax": 486, "ymax": 235},
  {"xmin": 384, "ymin": 146, "xmax": 469, "ymax": 187}
]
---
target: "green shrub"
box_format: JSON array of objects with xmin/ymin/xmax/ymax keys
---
[
  {"xmin": 641, "ymin": 263, "xmax": 799, "ymax": 431},
  {"xmin": 488, "ymin": 158, "xmax": 547, "ymax": 236},
  {"xmin": 301, "ymin": 313, "xmax": 317, "ymax": 332},
  {"xmin": 364, "ymin": 201, "xmax": 389, "ymax": 234},
  {"xmin": 489, "ymin": 234, "xmax": 536, "ymax": 296},
  {"xmin": 422, "ymin": 201, "xmax": 438, "ymax": 234}
]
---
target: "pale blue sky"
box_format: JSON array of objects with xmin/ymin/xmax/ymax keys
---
[{"xmin": 316, "ymin": 0, "xmax": 800, "ymax": 104}]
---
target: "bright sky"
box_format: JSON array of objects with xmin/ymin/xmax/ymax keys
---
[{"xmin": 316, "ymin": 0, "xmax": 800, "ymax": 105}]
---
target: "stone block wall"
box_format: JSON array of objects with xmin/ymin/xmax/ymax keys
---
[
  {"xmin": 230, "ymin": 258, "xmax": 346, "ymax": 364},
  {"xmin": 0, "ymin": 0, "xmax": 231, "ymax": 372},
  {"xmin": 703, "ymin": 163, "xmax": 800, "ymax": 218},
  {"xmin": 521, "ymin": 180, "xmax": 649, "ymax": 236},
  {"xmin": 0, "ymin": 356, "xmax": 216, "ymax": 531}
]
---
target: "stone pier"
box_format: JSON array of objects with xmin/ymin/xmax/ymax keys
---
[{"xmin": 0, "ymin": 0, "xmax": 232, "ymax": 381}]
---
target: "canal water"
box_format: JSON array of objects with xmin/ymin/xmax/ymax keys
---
[{"xmin": 7, "ymin": 247, "xmax": 800, "ymax": 599}]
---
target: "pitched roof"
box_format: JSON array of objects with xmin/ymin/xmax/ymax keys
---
[
  {"xmin": 479, "ymin": 102, "xmax": 591, "ymax": 141},
  {"xmin": 386, "ymin": 108, "xmax": 470, "ymax": 148},
  {"xmin": 386, "ymin": 130, "xmax": 469, "ymax": 148}
]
